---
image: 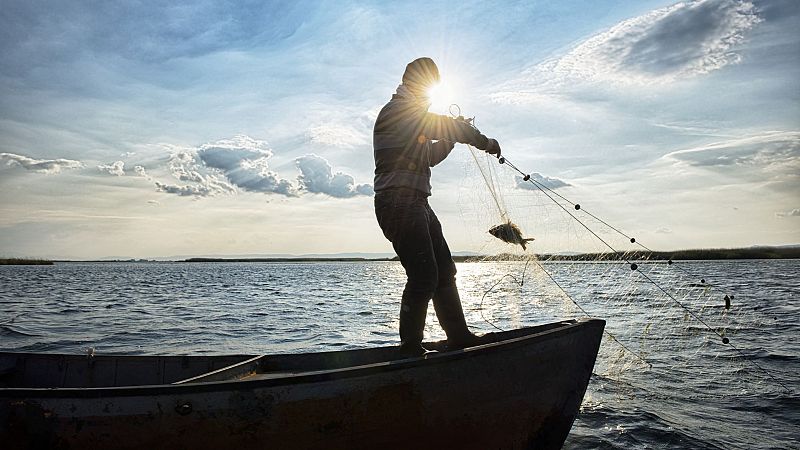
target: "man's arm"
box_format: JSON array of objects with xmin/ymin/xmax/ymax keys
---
[
  {"xmin": 429, "ymin": 140, "xmax": 455, "ymax": 167},
  {"xmin": 420, "ymin": 112, "xmax": 488, "ymax": 148},
  {"xmin": 420, "ymin": 112, "xmax": 501, "ymax": 155}
]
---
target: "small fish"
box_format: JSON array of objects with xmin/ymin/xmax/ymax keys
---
[{"xmin": 488, "ymin": 221, "xmax": 535, "ymax": 250}]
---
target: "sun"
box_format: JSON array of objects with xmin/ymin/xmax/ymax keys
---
[{"xmin": 426, "ymin": 77, "xmax": 460, "ymax": 114}]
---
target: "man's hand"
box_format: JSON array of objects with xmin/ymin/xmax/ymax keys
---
[{"xmin": 484, "ymin": 138, "xmax": 501, "ymax": 156}]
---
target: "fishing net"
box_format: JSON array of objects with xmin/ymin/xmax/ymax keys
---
[{"xmin": 447, "ymin": 139, "xmax": 788, "ymax": 402}]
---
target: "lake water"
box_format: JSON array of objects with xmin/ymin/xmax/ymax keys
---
[{"xmin": 1, "ymin": 260, "xmax": 798, "ymax": 449}]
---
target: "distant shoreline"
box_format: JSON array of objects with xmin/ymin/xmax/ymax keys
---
[
  {"xmin": 0, "ymin": 258, "xmax": 54, "ymax": 265},
  {"xmin": 483, "ymin": 246, "xmax": 800, "ymax": 262},
  {"xmin": 182, "ymin": 247, "xmax": 800, "ymax": 263},
  {"xmin": 187, "ymin": 247, "xmax": 799, "ymax": 262},
  {"xmin": 24, "ymin": 246, "xmax": 797, "ymax": 263},
  {"xmin": 184, "ymin": 257, "xmax": 394, "ymax": 263},
  {"xmin": 7, "ymin": 246, "xmax": 798, "ymax": 264}
]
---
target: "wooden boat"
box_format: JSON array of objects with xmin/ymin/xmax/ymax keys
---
[{"xmin": 1, "ymin": 318, "xmax": 604, "ymax": 450}]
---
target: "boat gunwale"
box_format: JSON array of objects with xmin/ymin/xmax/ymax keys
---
[
  {"xmin": 1, "ymin": 318, "xmax": 605, "ymax": 398},
  {"xmin": 171, "ymin": 354, "xmax": 265, "ymax": 385}
]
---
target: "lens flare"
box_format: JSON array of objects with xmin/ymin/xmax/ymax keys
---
[{"xmin": 427, "ymin": 78, "xmax": 458, "ymax": 113}]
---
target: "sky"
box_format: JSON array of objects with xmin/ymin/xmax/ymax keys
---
[{"xmin": 0, "ymin": 0, "xmax": 798, "ymax": 259}]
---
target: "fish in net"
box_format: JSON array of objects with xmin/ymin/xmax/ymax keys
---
[{"xmin": 488, "ymin": 221, "xmax": 534, "ymax": 250}]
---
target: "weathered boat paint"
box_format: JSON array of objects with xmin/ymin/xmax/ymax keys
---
[{"xmin": 1, "ymin": 319, "xmax": 605, "ymax": 450}]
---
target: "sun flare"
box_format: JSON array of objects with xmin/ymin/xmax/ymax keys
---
[{"xmin": 427, "ymin": 77, "xmax": 460, "ymax": 114}]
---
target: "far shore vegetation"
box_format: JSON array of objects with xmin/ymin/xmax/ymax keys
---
[
  {"xmin": 7, "ymin": 246, "xmax": 796, "ymax": 264},
  {"xmin": 0, "ymin": 258, "xmax": 53, "ymax": 265},
  {"xmin": 184, "ymin": 246, "xmax": 800, "ymax": 263}
]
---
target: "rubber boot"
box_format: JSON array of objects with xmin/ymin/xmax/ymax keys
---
[
  {"xmin": 433, "ymin": 285, "xmax": 482, "ymax": 350},
  {"xmin": 398, "ymin": 299, "xmax": 433, "ymax": 357}
]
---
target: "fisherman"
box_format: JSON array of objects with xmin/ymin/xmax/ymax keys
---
[{"xmin": 373, "ymin": 57, "xmax": 502, "ymax": 356}]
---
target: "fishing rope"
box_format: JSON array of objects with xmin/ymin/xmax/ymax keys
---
[
  {"xmin": 493, "ymin": 153, "xmax": 734, "ymax": 300},
  {"xmin": 470, "ymin": 202, "xmax": 653, "ymax": 367},
  {"xmin": 453, "ymin": 105, "xmax": 661, "ymax": 368},
  {"xmin": 496, "ymin": 154, "xmax": 732, "ymax": 337},
  {"xmin": 470, "ymin": 226, "xmax": 648, "ymax": 366},
  {"xmin": 477, "ymin": 149, "xmax": 791, "ymax": 393},
  {"xmin": 453, "ymin": 104, "xmax": 789, "ymax": 393},
  {"xmin": 635, "ymin": 268, "xmax": 791, "ymax": 393}
]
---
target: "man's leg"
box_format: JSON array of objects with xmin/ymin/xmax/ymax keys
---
[
  {"xmin": 393, "ymin": 222, "xmax": 438, "ymax": 355},
  {"xmin": 376, "ymin": 192, "xmax": 438, "ymax": 356},
  {"xmin": 427, "ymin": 205, "xmax": 481, "ymax": 349}
]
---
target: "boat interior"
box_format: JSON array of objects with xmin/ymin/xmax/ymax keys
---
[{"xmin": 0, "ymin": 321, "xmax": 581, "ymax": 389}]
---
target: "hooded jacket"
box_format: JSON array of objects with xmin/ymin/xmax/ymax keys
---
[{"xmin": 373, "ymin": 87, "xmax": 490, "ymax": 195}]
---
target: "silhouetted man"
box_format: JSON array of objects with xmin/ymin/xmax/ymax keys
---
[{"xmin": 373, "ymin": 57, "xmax": 502, "ymax": 356}]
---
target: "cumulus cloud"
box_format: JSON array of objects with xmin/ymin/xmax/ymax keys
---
[
  {"xmin": 515, "ymin": 173, "xmax": 571, "ymax": 190},
  {"xmin": 494, "ymin": 0, "xmax": 762, "ymax": 98},
  {"xmin": 144, "ymin": 136, "xmax": 370, "ymax": 199},
  {"xmin": 196, "ymin": 136, "xmax": 295, "ymax": 196},
  {"xmin": 151, "ymin": 136, "xmax": 296, "ymax": 198},
  {"xmin": 0, "ymin": 152, "xmax": 83, "ymax": 174},
  {"xmin": 133, "ymin": 165, "xmax": 150, "ymax": 179},
  {"xmin": 158, "ymin": 148, "xmax": 236, "ymax": 197},
  {"xmin": 97, "ymin": 160, "xmax": 125, "ymax": 176},
  {"xmin": 295, "ymin": 154, "xmax": 373, "ymax": 198},
  {"xmin": 197, "ymin": 136, "xmax": 273, "ymax": 170},
  {"xmin": 775, "ymin": 208, "xmax": 800, "ymax": 218}
]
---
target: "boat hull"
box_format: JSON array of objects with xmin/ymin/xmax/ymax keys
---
[{"xmin": 1, "ymin": 319, "xmax": 605, "ymax": 450}]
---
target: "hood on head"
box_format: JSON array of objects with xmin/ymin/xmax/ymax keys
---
[{"xmin": 402, "ymin": 57, "xmax": 440, "ymax": 91}]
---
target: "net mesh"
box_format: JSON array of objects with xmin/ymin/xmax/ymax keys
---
[{"xmin": 452, "ymin": 144, "xmax": 782, "ymax": 398}]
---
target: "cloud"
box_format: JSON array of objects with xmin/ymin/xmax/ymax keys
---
[
  {"xmin": 150, "ymin": 136, "xmax": 295, "ymax": 198},
  {"xmin": 307, "ymin": 124, "xmax": 368, "ymax": 148},
  {"xmin": 133, "ymin": 165, "xmax": 150, "ymax": 179},
  {"xmin": 775, "ymin": 208, "xmax": 800, "ymax": 218},
  {"xmin": 160, "ymin": 147, "xmax": 237, "ymax": 197},
  {"xmin": 295, "ymin": 154, "xmax": 373, "ymax": 198},
  {"xmin": 144, "ymin": 136, "xmax": 371, "ymax": 199},
  {"xmin": 196, "ymin": 136, "xmax": 295, "ymax": 196},
  {"xmin": 655, "ymin": 227, "xmax": 674, "ymax": 234},
  {"xmin": 616, "ymin": 0, "xmax": 760, "ymax": 78},
  {"xmin": 97, "ymin": 160, "xmax": 125, "ymax": 176},
  {"xmin": 495, "ymin": 0, "xmax": 762, "ymax": 97},
  {"xmin": 155, "ymin": 181, "xmax": 218, "ymax": 197},
  {"xmin": 663, "ymin": 131, "xmax": 799, "ymax": 174},
  {"xmin": 659, "ymin": 131, "xmax": 800, "ymax": 195},
  {"xmin": 515, "ymin": 173, "xmax": 571, "ymax": 190},
  {"xmin": 197, "ymin": 136, "xmax": 273, "ymax": 170},
  {"xmin": 0, "ymin": 152, "xmax": 83, "ymax": 174}
]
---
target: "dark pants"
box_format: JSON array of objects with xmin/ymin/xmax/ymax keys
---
[
  {"xmin": 375, "ymin": 188, "xmax": 469, "ymax": 345},
  {"xmin": 375, "ymin": 188, "xmax": 457, "ymax": 299}
]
